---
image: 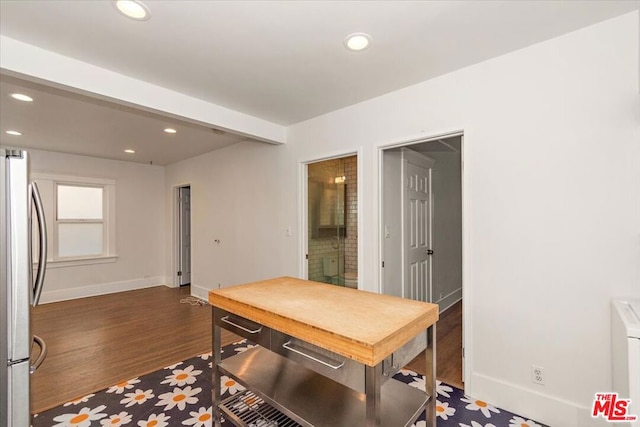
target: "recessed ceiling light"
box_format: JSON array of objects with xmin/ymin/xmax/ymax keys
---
[
  {"xmin": 6, "ymin": 130, "xmax": 22, "ymax": 136},
  {"xmin": 124, "ymin": 149, "xmax": 136, "ymax": 154},
  {"xmin": 344, "ymin": 33, "xmax": 372, "ymax": 52},
  {"xmin": 113, "ymin": 0, "xmax": 151, "ymax": 21},
  {"xmin": 164, "ymin": 128, "xmax": 177, "ymax": 134},
  {"xmin": 10, "ymin": 93, "xmax": 33, "ymax": 102}
]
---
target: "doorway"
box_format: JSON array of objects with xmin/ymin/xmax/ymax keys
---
[
  {"xmin": 176, "ymin": 185, "xmax": 191, "ymax": 286},
  {"xmin": 306, "ymin": 155, "xmax": 358, "ymax": 288},
  {"xmin": 381, "ymin": 134, "xmax": 464, "ymax": 387}
]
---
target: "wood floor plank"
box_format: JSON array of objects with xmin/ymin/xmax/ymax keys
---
[
  {"xmin": 31, "ymin": 286, "xmax": 238, "ymax": 414},
  {"xmin": 31, "ymin": 286, "xmax": 463, "ymax": 413}
]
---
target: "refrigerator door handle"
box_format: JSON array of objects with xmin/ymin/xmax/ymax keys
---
[
  {"xmin": 30, "ymin": 335, "xmax": 47, "ymax": 373},
  {"xmin": 30, "ymin": 181, "xmax": 47, "ymax": 306}
]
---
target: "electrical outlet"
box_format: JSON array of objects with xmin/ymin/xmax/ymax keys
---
[
  {"xmin": 439, "ymin": 292, "xmax": 445, "ymax": 300},
  {"xmin": 531, "ymin": 365, "xmax": 544, "ymax": 385}
]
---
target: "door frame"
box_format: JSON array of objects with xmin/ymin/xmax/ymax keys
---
[
  {"xmin": 378, "ymin": 129, "xmax": 469, "ymax": 385},
  {"xmin": 298, "ymin": 149, "xmax": 362, "ymax": 283},
  {"xmin": 172, "ymin": 182, "xmax": 191, "ymax": 288}
]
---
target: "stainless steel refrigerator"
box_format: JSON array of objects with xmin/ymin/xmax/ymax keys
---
[{"xmin": 1, "ymin": 148, "xmax": 48, "ymax": 427}]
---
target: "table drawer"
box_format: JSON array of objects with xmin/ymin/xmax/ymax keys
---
[
  {"xmin": 214, "ymin": 309, "xmax": 271, "ymax": 349},
  {"xmin": 270, "ymin": 329, "xmax": 366, "ymax": 393}
]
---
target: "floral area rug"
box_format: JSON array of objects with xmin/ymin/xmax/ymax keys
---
[{"xmin": 34, "ymin": 339, "xmax": 547, "ymax": 427}]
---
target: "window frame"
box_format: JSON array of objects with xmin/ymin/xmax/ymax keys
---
[{"xmin": 32, "ymin": 173, "xmax": 117, "ymax": 268}]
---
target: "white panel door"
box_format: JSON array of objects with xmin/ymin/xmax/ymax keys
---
[
  {"xmin": 403, "ymin": 156, "xmax": 433, "ymax": 302},
  {"xmin": 178, "ymin": 187, "xmax": 191, "ymax": 285}
]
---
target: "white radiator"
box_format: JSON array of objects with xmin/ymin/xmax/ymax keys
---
[{"xmin": 612, "ymin": 299, "xmax": 640, "ymax": 426}]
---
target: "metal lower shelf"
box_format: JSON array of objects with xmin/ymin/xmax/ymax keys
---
[
  {"xmin": 220, "ymin": 389, "xmax": 302, "ymax": 427},
  {"xmin": 218, "ymin": 347, "xmax": 429, "ymax": 427}
]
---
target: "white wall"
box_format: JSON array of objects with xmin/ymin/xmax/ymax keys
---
[
  {"xmin": 167, "ymin": 12, "xmax": 639, "ymax": 426},
  {"xmin": 29, "ymin": 149, "xmax": 167, "ymax": 302},
  {"xmin": 289, "ymin": 12, "xmax": 640, "ymax": 426},
  {"xmin": 164, "ymin": 140, "xmax": 299, "ymax": 301}
]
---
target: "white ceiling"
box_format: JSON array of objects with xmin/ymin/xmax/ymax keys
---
[
  {"xmin": 0, "ymin": 75, "xmax": 248, "ymax": 165},
  {"xmin": 0, "ymin": 0, "xmax": 638, "ymax": 165}
]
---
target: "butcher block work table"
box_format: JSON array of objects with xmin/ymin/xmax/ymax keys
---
[{"xmin": 209, "ymin": 276, "xmax": 439, "ymax": 427}]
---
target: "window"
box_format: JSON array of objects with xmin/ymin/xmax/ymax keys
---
[
  {"xmin": 56, "ymin": 184, "xmax": 105, "ymax": 258},
  {"xmin": 31, "ymin": 173, "xmax": 117, "ymax": 267}
]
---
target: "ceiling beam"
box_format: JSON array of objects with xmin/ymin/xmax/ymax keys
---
[{"xmin": 0, "ymin": 36, "xmax": 286, "ymax": 145}]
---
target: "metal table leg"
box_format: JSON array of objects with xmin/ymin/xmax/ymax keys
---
[
  {"xmin": 364, "ymin": 363, "xmax": 383, "ymax": 426},
  {"xmin": 212, "ymin": 307, "xmax": 222, "ymax": 427},
  {"xmin": 424, "ymin": 324, "xmax": 437, "ymax": 426}
]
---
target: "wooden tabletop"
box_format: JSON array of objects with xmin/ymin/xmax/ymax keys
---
[{"xmin": 209, "ymin": 276, "xmax": 438, "ymax": 366}]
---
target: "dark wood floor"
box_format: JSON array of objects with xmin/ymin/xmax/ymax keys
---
[
  {"xmin": 31, "ymin": 286, "xmax": 237, "ymax": 413},
  {"xmin": 31, "ymin": 286, "xmax": 463, "ymax": 413}
]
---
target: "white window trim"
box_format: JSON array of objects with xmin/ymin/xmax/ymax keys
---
[
  {"xmin": 32, "ymin": 173, "xmax": 117, "ymax": 267},
  {"xmin": 45, "ymin": 255, "xmax": 118, "ymax": 269}
]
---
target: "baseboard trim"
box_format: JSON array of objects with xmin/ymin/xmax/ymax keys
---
[
  {"xmin": 467, "ymin": 372, "xmax": 608, "ymax": 427},
  {"xmin": 190, "ymin": 284, "xmax": 211, "ymax": 302},
  {"xmin": 437, "ymin": 287, "xmax": 462, "ymax": 312},
  {"xmin": 39, "ymin": 277, "xmax": 167, "ymax": 303}
]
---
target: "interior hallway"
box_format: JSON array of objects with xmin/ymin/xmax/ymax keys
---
[{"xmin": 31, "ymin": 286, "xmax": 463, "ymax": 413}]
